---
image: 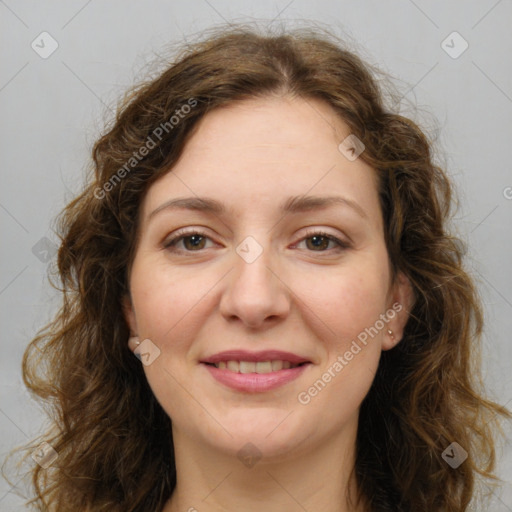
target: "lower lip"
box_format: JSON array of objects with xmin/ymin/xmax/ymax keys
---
[{"xmin": 202, "ymin": 363, "xmax": 310, "ymax": 392}]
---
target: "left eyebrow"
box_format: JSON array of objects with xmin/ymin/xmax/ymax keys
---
[
  {"xmin": 282, "ymin": 195, "xmax": 368, "ymax": 219},
  {"xmin": 148, "ymin": 194, "xmax": 368, "ymax": 221}
]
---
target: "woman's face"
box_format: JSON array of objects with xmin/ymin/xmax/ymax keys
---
[{"xmin": 124, "ymin": 96, "xmax": 412, "ymax": 460}]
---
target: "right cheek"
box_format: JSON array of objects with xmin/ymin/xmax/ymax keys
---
[{"xmin": 146, "ymin": 370, "xmax": 189, "ymax": 417}]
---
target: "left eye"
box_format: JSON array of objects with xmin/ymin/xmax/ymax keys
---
[{"xmin": 294, "ymin": 230, "xmax": 349, "ymax": 252}]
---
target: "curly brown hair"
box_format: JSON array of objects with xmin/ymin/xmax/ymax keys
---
[{"xmin": 3, "ymin": 22, "xmax": 510, "ymax": 511}]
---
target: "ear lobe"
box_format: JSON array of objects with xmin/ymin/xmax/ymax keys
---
[
  {"xmin": 382, "ymin": 271, "xmax": 415, "ymax": 351},
  {"xmin": 122, "ymin": 294, "xmax": 138, "ymax": 337}
]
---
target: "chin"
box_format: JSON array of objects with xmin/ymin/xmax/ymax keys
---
[{"xmin": 203, "ymin": 408, "xmax": 317, "ymax": 459}]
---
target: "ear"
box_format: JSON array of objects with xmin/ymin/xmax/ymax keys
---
[
  {"xmin": 382, "ymin": 271, "xmax": 415, "ymax": 351},
  {"xmin": 122, "ymin": 293, "xmax": 138, "ymax": 338}
]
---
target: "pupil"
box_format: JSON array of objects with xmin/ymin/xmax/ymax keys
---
[
  {"xmin": 186, "ymin": 235, "xmax": 204, "ymax": 249},
  {"xmin": 308, "ymin": 235, "xmax": 328, "ymax": 250}
]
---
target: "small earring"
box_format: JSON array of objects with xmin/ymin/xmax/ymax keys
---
[
  {"xmin": 387, "ymin": 329, "xmax": 394, "ymax": 338},
  {"xmin": 128, "ymin": 336, "xmax": 140, "ymax": 351}
]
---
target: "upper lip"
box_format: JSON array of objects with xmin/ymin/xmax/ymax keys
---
[{"xmin": 200, "ymin": 350, "xmax": 310, "ymax": 365}]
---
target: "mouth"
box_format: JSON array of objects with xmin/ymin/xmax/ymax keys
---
[
  {"xmin": 203, "ymin": 360, "xmax": 307, "ymax": 373},
  {"xmin": 200, "ymin": 350, "xmax": 312, "ymax": 392}
]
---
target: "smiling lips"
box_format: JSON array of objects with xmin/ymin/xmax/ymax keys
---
[
  {"xmin": 215, "ymin": 360, "xmax": 299, "ymax": 373},
  {"xmin": 200, "ymin": 350, "xmax": 311, "ymax": 392}
]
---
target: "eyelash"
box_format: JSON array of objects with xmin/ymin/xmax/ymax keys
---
[{"xmin": 163, "ymin": 228, "xmax": 350, "ymax": 254}]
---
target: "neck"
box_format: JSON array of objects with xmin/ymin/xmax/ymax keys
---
[{"xmin": 163, "ymin": 422, "xmax": 366, "ymax": 512}]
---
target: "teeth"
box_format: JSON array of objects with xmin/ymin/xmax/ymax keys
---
[
  {"xmin": 227, "ymin": 361, "xmax": 239, "ymax": 372},
  {"xmin": 271, "ymin": 360, "xmax": 283, "ymax": 371},
  {"xmin": 256, "ymin": 361, "xmax": 272, "ymax": 374},
  {"xmin": 213, "ymin": 360, "xmax": 301, "ymax": 373},
  {"xmin": 239, "ymin": 361, "xmax": 256, "ymax": 374}
]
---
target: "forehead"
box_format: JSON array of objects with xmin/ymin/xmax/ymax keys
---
[{"xmin": 141, "ymin": 96, "xmax": 381, "ymax": 229}]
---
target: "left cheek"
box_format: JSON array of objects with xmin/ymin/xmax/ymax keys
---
[{"xmin": 308, "ymin": 271, "xmax": 386, "ymax": 336}]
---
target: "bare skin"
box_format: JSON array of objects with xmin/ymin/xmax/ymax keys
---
[{"xmin": 123, "ymin": 95, "xmax": 414, "ymax": 512}]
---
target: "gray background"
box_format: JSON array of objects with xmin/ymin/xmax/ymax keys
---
[{"xmin": 1, "ymin": 1, "xmax": 511, "ymax": 510}]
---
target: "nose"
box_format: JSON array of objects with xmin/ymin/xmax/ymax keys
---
[{"xmin": 219, "ymin": 239, "xmax": 291, "ymax": 330}]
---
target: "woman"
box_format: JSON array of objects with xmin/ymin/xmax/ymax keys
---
[{"xmin": 7, "ymin": 23, "xmax": 510, "ymax": 511}]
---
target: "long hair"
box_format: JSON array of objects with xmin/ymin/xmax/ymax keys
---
[{"xmin": 4, "ymin": 22, "xmax": 510, "ymax": 511}]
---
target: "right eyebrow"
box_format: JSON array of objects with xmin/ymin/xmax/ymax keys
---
[{"xmin": 148, "ymin": 197, "xmax": 226, "ymax": 220}]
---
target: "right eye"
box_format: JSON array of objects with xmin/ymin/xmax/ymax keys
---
[{"xmin": 163, "ymin": 230, "xmax": 215, "ymax": 253}]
